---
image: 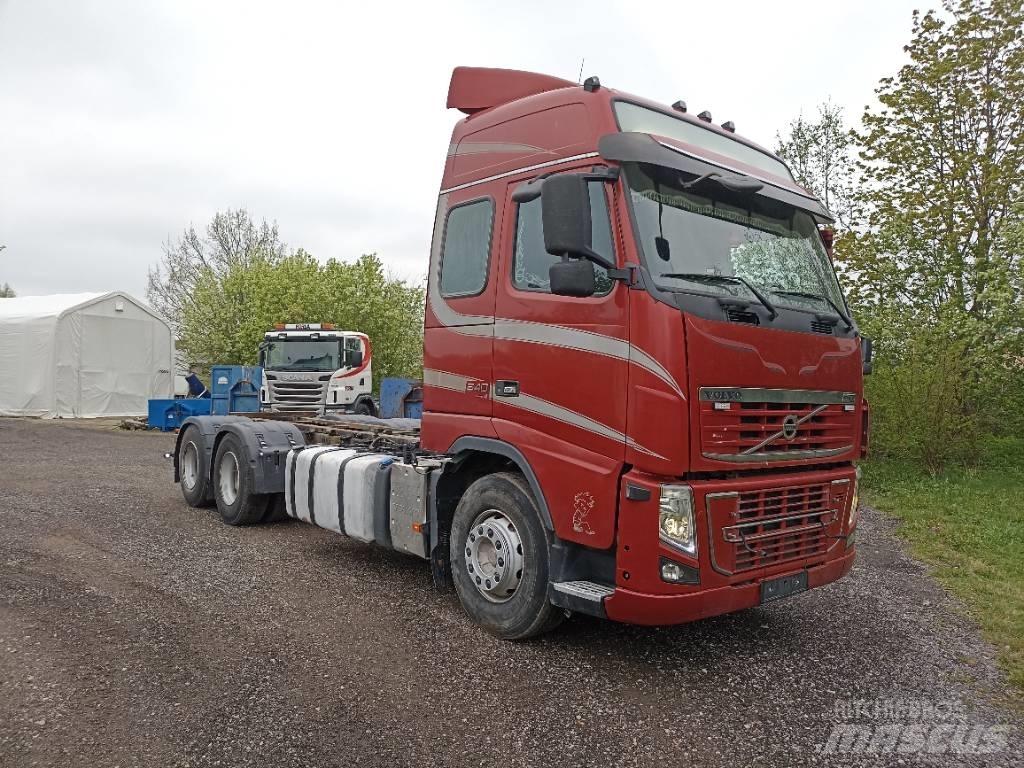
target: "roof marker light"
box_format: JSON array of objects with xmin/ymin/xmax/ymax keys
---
[
  {"xmin": 698, "ymin": 110, "xmax": 712, "ymax": 123},
  {"xmin": 671, "ymin": 100, "xmax": 687, "ymax": 113},
  {"xmin": 722, "ymin": 121, "xmax": 736, "ymax": 133},
  {"xmin": 583, "ymin": 75, "xmax": 601, "ymax": 92}
]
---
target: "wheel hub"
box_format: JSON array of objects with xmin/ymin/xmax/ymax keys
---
[
  {"xmin": 219, "ymin": 450, "xmax": 239, "ymax": 506},
  {"xmin": 181, "ymin": 442, "xmax": 199, "ymax": 491},
  {"xmin": 464, "ymin": 509, "xmax": 525, "ymax": 603}
]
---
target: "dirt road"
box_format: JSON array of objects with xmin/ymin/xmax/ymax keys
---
[{"xmin": 0, "ymin": 418, "xmax": 1019, "ymax": 766}]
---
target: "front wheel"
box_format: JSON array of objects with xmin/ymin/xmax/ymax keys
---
[
  {"xmin": 212, "ymin": 433, "xmax": 271, "ymax": 526},
  {"xmin": 450, "ymin": 472, "xmax": 562, "ymax": 640}
]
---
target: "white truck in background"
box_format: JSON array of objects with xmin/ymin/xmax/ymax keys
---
[{"xmin": 258, "ymin": 324, "xmax": 375, "ymax": 414}]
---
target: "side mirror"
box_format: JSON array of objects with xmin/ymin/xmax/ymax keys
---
[
  {"xmin": 257, "ymin": 342, "xmax": 268, "ymax": 366},
  {"xmin": 542, "ymin": 173, "xmax": 593, "ymax": 259},
  {"xmin": 820, "ymin": 227, "xmax": 835, "ymax": 261},
  {"xmin": 347, "ymin": 348, "xmax": 364, "ymax": 369},
  {"xmin": 549, "ymin": 259, "xmax": 596, "ymax": 297},
  {"xmin": 861, "ymin": 336, "xmax": 873, "ymax": 375}
]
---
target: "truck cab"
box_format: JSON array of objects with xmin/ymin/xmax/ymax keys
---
[
  {"xmin": 422, "ymin": 68, "xmax": 866, "ymax": 626},
  {"xmin": 258, "ymin": 324, "xmax": 374, "ymax": 414}
]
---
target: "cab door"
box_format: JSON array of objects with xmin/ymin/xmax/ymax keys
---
[
  {"xmin": 422, "ymin": 189, "xmax": 502, "ymax": 452},
  {"xmin": 491, "ymin": 172, "xmax": 630, "ymax": 549}
]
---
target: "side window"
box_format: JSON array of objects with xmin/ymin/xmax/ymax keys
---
[
  {"xmin": 512, "ymin": 181, "xmax": 615, "ymax": 295},
  {"xmin": 440, "ymin": 199, "xmax": 494, "ymax": 297}
]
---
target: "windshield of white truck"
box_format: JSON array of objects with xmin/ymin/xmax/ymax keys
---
[
  {"xmin": 262, "ymin": 340, "xmax": 341, "ymax": 371},
  {"xmin": 624, "ymin": 162, "xmax": 846, "ymax": 315}
]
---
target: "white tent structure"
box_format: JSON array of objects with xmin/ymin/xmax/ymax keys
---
[{"xmin": 0, "ymin": 292, "xmax": 174, "ymax": 418}]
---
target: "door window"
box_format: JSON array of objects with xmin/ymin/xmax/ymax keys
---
[
  {"xmin": 440, "ymin": 199, "xmax": 494, "ymax": 297},
  {"xmin": 512, "ymin": 181, "xmax": 615, "ymax": 295}
]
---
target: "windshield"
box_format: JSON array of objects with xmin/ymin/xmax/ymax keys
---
[
  {"xmin": 262, "ymin": 339, "xmax": 341, "ymax": 371},
  {"xmin": 624, "ymin": 163, "xmax": 846, "ymax": 314}
]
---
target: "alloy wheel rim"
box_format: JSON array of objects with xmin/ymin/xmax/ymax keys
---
[
  {"xmin": 181, "ymin": 442, "xmax": 199, "ymax": 490},
  {"xmin": 464, "ymin": 508, "xmax": 525, "ymax": 603},
  {"xmin": 219, "ymin": 450, "xmax": 239, "ymax": 506}
]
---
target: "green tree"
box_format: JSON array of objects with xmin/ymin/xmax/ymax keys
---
[
  {"xmin": 146, "ymin": 209, "xmax": 287, "ymax": 330},
  {"xmin": 0, "ymin": 282, "xmax": 14, "ymax": 298},
  {"xmin": 775, "ymin": 101, "xmax": 857, "ymax": 227},
  {"xmin": 841, "ymin": 0, "xmax": 1024, "ymax": 468}
]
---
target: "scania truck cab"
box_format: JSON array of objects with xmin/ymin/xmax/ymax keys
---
[
  {"xmin": 173, "ymin": 67, "xmax": 868, "ymax": 639},
  {"xmin": 258, "ymin": 324, "xmax": 374, "ymax": 414}
]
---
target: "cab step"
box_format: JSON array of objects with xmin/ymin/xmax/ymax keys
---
[{"xmin": 550, "ymin": 580, "xmax": 615, "ymax": 618}]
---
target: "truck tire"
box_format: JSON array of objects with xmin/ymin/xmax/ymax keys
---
[
  {"xmin": 212, "ymin": 433, "xmax": 271, "ymax": 526},
  {"xmin": 450, "ymin": 472, "xmax": 563, "ymax": 640},
  {"xmin": 178, "ymin": 425, "xmax": 214, "ymax": 507},
  {"xmin": 354, "ymin": 399, "xmax": 374, "ymax": 416}
]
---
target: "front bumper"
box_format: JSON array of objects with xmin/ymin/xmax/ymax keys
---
[{"xmin": 603, "ymin": 547, "xmax": 855, "ymax": 626}]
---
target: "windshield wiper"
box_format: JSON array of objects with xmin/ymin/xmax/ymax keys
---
[
  {"xmin": 659, "ymin": 273, "xmax": 778, "ymax": 320},
  {"xmin": 770, "ymin": 289, "xmax": 853, "ymax": 330}
]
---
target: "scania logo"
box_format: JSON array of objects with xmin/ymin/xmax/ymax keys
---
[
  {"xmin": 279, "ymin": 373, "xmax": 313, "ymax": 382},
  {"xmin": 781, "ymin": 414, "xmax": 800, "ymax": 440}
]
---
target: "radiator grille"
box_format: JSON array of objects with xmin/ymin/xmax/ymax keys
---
[
  {"xmin": 267, "ymin": 376, "xmax": 328, "ymax": 411},
  {"xmin": 700, "ymin": 389, "xmax": 857, "ymax": 463},
  {"xmin": 707, "ymin": 482, "xmax": 843, "ymax": 574}
]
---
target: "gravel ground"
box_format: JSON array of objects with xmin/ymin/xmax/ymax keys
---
[{"xmin": 0, "ymin": 417, "xmax": 1020, "ymax": 767}]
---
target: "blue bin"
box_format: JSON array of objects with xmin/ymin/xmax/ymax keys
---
[
  {"xmin": 210, "ymin": 365, "xmax": 262, "ymax": 415},
  {"xmin": 147, "ymin": 398, "xmax": 212, "ymax": 431},
  {"xmin": 379, "ymin": 377, "xmax": 423, "ymax": 419}
]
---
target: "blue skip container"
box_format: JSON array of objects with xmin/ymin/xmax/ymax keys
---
[
  {"xmin": 147, "ymin": 398, "xmax": 212, "ymax": 431},
  {"xmin": 210, "ymin": 365, "xmax": 262, "ymax": 415}
]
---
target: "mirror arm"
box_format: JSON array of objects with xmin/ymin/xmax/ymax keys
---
[
  {"xmin": 568, "ymin": 247, "xmax": 635, "ymax": 284},
  {"xmin": 512, "ymin": 167, "xmax": 620, "ymax": 203}
]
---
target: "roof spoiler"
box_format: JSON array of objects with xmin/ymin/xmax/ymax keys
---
[{"xmin": 447, "ymin": 66, "xmax": 577, "ymax": 115}]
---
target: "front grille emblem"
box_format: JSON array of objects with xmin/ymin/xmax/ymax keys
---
[{"xmin": 782, "ymin": 414, "xmax": 799, "ymax": 440}]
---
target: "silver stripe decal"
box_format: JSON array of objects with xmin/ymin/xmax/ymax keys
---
[
  {"xmin": 439, "ymin": 152, "xmax": 600, "ymax": 194},
  {"xmin": 422, "ymin": 368, "xmax": 478, "ymax": 393},
  {"xmin": 448, "ymin": 141, "xmax": 552, "ymax": 157},
  {"xmin": 452, "ymin": 320, "xmax": 684, "ymax": 399},
  {"xmin": 422, "ymin": 368, "xmax": 665, "ymax": 460}
]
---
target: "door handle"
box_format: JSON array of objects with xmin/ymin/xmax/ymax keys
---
[{"xmin": 494, "ymin": 380, "xmax": 519, "ymax": 397}]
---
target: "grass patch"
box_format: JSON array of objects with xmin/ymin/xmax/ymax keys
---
[{"xmin": 862, "ymin": 437, "xmax": 1024, "ymax": 696}]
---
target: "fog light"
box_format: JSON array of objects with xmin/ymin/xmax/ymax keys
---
[
  {"xmin": 659, "ymin": 485, "xmax": 696, "ymax": 555},
  {"xmin": 660, "ymin": 557, "xmax": 699, "ymax": 584}
]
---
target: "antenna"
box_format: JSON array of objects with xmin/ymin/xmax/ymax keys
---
[{"xmin": 576, "ymin": 58, "xmax": 585, "ymax": 84}]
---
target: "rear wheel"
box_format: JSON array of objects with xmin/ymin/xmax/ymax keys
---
[
  {"xmin": 212, "ymin": 433, "xmax": 271, "ymax": 525},
  {"xmin": 450, "ymin": 472, "xmax": 562, "ymax": 640},
  {"xmin": 178, "ymin": 425, "xmax": 213, "ymax": 507}
]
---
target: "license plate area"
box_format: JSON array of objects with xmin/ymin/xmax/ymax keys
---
[{"xmin": 760, "ymin": 571, "xmax": 808, "ymax": 604}]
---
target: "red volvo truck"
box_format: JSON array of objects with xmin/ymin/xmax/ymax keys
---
[{"xmin": 172, "ymin": 67, "xmax": 870, "ymax": 639}]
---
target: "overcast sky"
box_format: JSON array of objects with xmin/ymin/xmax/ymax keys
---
[{"xmin": 0, "ymin": 0, "xmax": 926, "ymax": 300}]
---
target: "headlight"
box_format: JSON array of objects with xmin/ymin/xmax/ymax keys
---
[
  {"xmin": 659, "ymin": 484, "xmax": 696, "ymax": 556},
  {"xmin": 848, "ymin": 467, "xmax": 861, "ymax": 531}
]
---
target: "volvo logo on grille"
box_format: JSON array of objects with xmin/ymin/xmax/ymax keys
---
[
  {"xmin": 701, "ymin": 388, "xmax": 744, "ymax": 402},
  {"xmin": 782, "ymin": 414, "xmax": 800, "ymax": 440}
]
